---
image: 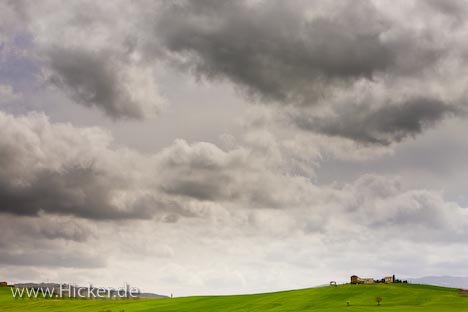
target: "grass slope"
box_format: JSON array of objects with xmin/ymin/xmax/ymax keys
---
[{"xmin": 1, "ymin": 283, "xmax": 467, "ymax": 312}]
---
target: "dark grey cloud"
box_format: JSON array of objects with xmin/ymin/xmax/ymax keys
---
[
  {"xmin": 155, "ymin": 0, "xmax": 465, "ymax": 144},
  {"xmin": 0, "ymin": 215, "xmax": 94, "ymax": 243},
  {"xmin": 31, "ymin": 220, "xmax": 92, "ymax": 242},
  {"xmin": 0, "ymin": 112, "xmax": 238, "ymax": 220},
  {"xmin": 294, "ymin": 97, "xmax": 459, "ymax": 145},
  {"xmin": 0, "ymin": 165, "xmax": 153, "ymax": 220},
  {"xmin": 422, "ymin": 0, "xmax": 468, "ymax": 22},
  {"xmin": 156, "ymin": 139, "xmax": 288, "ymax": 208},
  {"xmin": 156, "ymin": 0, "xmax": 392, "ymax": 102},
  {"xmin": 0, "ymin": 111, "xmax": 161, "ymax": 220},
  {"xmin": 46, "ymin": 48, "xmax": 153, "ymax": 119},
  {"xmin": 0, "ymin": 250, "xmax": 105, "ymax": 268},
  {"xmin": 2, "ymin": 1, "xmax": 165, "ymax": 120},
  {"xmin": 5, "ymin": 0, "xmax": 466, "ymax": 143},
  {"xmin": 158, "ymin": 141, "xmax": 243, "ymax": 201}
]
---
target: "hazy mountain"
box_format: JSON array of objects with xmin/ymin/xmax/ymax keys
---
[
  {"xmin": 409, "ymin": 276, "xmax": 468, "ymax": 289},
  {"xmin": 14, "ymin": 283, "xmax": 60, "ymax": 289},
  {"xmin": 138, "ymin": 292, "xmax": 169, "ymax": 298},
  {"xmin": 13, "ymin": 283, "xmax": 167, "ymax": 298}
]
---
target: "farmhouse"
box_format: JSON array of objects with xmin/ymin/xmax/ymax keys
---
[
  {"xmin": 360, "ymin": 277, "xmax": 374, "ymax": 284},
  {"xmin": 350, "ymin": 274, "xmax": 399, "ymax": 284},
  {"xmin": 350, "ymin": 275, "xmax": 375, "ymax": 284}
]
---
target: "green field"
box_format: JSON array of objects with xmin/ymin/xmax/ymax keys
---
[{"xmin": 1, "ymin": 283, "xmax": 468, "ymax": 312}]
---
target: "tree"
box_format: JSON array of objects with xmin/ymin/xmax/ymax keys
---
[{"xmin": 376, "ymin": 296, "xmax": 383, "ymax": 306}]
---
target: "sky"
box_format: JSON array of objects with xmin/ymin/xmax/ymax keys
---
[{"xmin": 1, "ymin": 0, "xmax": 468, "ymax": 296}]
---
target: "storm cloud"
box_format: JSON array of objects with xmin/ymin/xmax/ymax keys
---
[
  {"xmin": 0, "ymin": 250, "xmax": 105, "ymax": 268},
  {"xmin": 155, "ymin": 0, "xmax": 467, "ymax": 144},
  {"xmin": 4, "ymin": 0, "xmax": 468, "ymax": 143},
  {"xmin": 294, "ymin": 97, "xmax": 458, "ymax": 144},
  {"xmin": 10, "ymin": 0, "xmax": 165, "ymax": 120},
  {"xmin": 45, "ymin": 48, "xmax": 161, "ymax": 119},
  {"xmin": 0, "ymin": 111, "xmax": 158, "ymax": 219},
  {"xmin": 156, "ymin": 0, "xmax": 394, "ymax": 100}
]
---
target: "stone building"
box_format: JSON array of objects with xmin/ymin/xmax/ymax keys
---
[
  {"xmin": 359, "ymin": 278, "xmax": 374, "ymax": 284},
  {"xmin": 351, "ymin": 274, "xmax": 396, "ymax": 284}
]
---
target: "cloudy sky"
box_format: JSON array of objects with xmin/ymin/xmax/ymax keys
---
[{"xmin": 1, "ymin": 0, "xmax": 468, "ymax": 296}]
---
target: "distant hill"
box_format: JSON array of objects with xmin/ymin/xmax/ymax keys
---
[
  {"xmin": 12, "ymin": 282, "xmax": 168, "ymax": 298},
  {"xmin": 14, "ymin": 283, "xmax": 61, "ymax": 288},
  {"xmin": 138, "ymin": 292, "xmax": 169, "ymax": 298},
  {"xmin": 409, "ymin": 276, "xmax": 468, "ymax": 289}
]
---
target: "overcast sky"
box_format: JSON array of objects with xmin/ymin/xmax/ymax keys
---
[{"xmin": 1, "ymin": 0, "xmax": 468, "ymax": 296}]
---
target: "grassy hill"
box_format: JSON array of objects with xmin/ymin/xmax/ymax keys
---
[{"xmin": 1, "ymin": 283, "xmax": 467, "ymax": 312}]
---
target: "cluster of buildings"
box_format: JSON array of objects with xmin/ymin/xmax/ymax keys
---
[{"xmin": 350, "ymin": 275, "xmax": 407, "ymax": 284}]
